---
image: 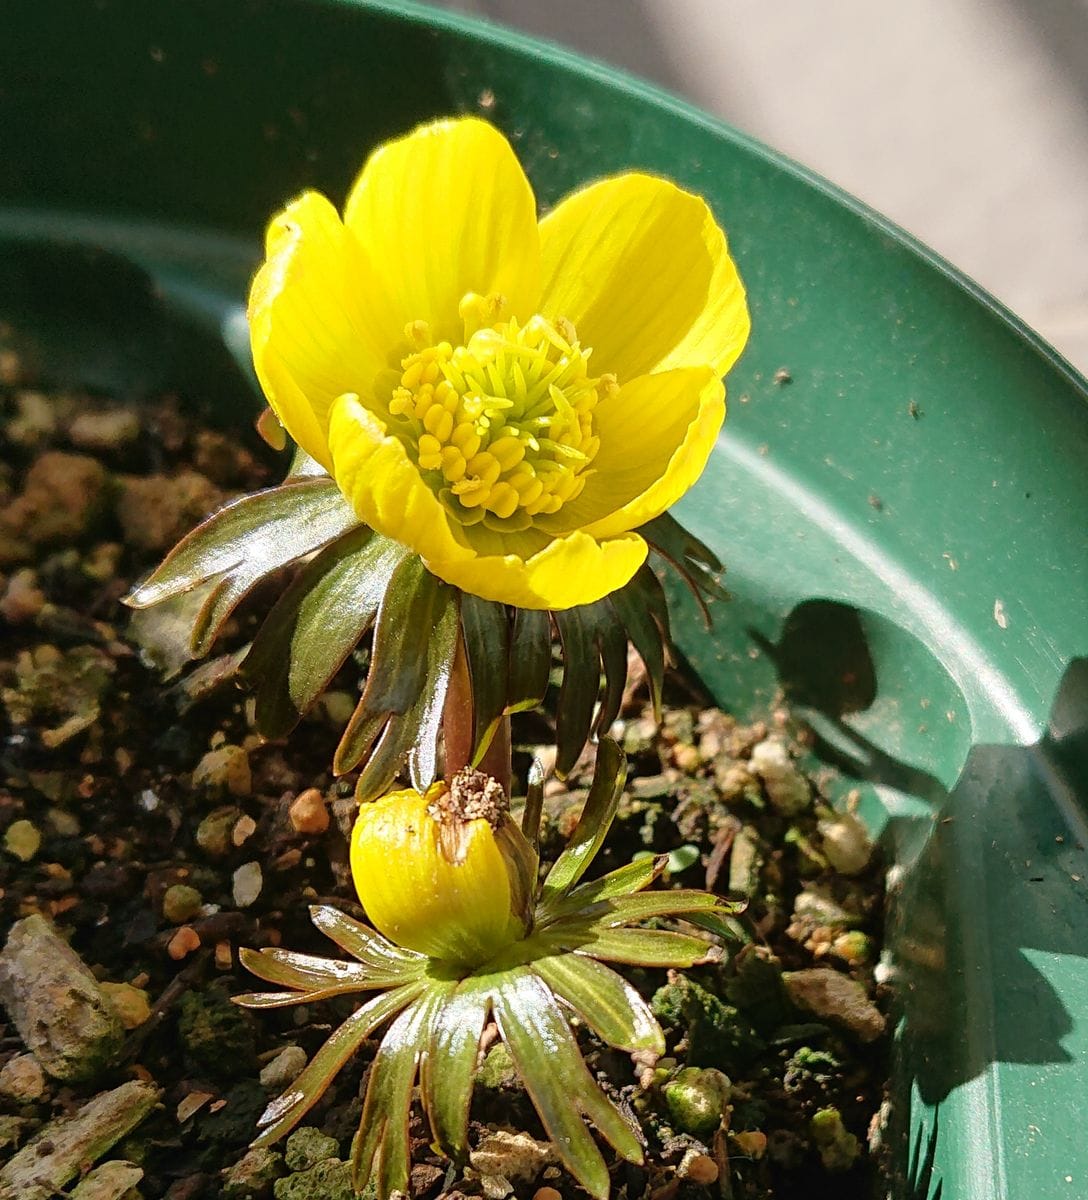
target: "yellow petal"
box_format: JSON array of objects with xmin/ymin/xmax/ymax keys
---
[
  {"xmin": 344, "ymin": 118, "xmax": 542, "ymax": 345},
  {"xmin": 539, "ymin": 173, "xmax": 749, "ymax": 381},
  {"xmin": 540, "ymin": 368, "xmax": 725, "ymax": 540},
  {"xmin": 427, "ymin": 528, "xmax": 648, "ymax": 610},
  {"xmin": 327, "ymin": 394, "xmax": 473, "ymax": 567},
  {"xmin": 248, "ymin": 191, "xmax": 388, "ymax": 469},
  {"xmin": 350, "ymin": 785, "xmax": 524, "ymax": 965}
]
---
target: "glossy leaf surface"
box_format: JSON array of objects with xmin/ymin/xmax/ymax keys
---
[
  {"xmin": 126, "ymin": 477, "xmax": 359, "ymax": 656},
  {"xmin": 491, "ymin": 968, "xmax": 642, "ymax": 1200},
  {"xmin": 421, "ymin": 978, "xmax": 492, "ymax": 1159},
  {"xmin": 531, "ymin": 952, "xmax": 664, "ymax": 1055},
  {"xmin": 353, "ymin": 988, "xmax": 451, "ymax": 1200},
  {"xmin": 243, "ymin": 525, "xmax": 408, "ymax": 737},
  {"xmin": 460, "ymin": 593, "xmax": 509, "ymax": 759},
  {"xmin": 252, "ymin": 982, "xmax": 422, "ymax": 1147},
  {"xmin": 540, "ymin": 738, "xmax": 626, "ymax": 904}
]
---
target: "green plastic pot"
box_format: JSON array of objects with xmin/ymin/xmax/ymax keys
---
[{"xmin": 3, "ymin": 2, "xmax": 1086, "ymax": 1196}]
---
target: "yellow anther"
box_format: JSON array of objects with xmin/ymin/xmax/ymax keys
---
[
  {"xmin": 452, "ymin": 480, "xmax": 489, "ymax": 508},
  {"xmin": 389, "ymin": 389, "xmax": 414, "ymax": 418},
  {"xmin": 423, "ymin": 406, "xmax": 454, "ymax": 442},
  {"xmin": 489, "ymin": 436, "xmax": 525, "ymax": 471},
  {"xmin": 466, "ymin": 452, "xmax": 502, "ymax": 488},
  {"xmin": 417, "ymin": 433, "xmax": 443, "ymax": 469},
  {"xmin": 510, "ymin": 473, "xmax": 543, "ymax": 506},
  {"xmin": 440, "ymin": 446, "xmax": 466, "ymax": 482},
  {"xmin": 486, "ymin": 482, "xmax": 520, "ymax": 520},
  {"xmin": 394, "ymin": 311, "xmax": 607, "ymax": 525},
  {"xmin": 401, "ymin": 359, "xmax": 426, "ymax": 390},
  {"xmin": 451, "ymin": 423, "xmax": 482, "ymax": 458}
]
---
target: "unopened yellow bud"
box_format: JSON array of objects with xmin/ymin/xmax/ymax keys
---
[{"xmin": 350, "ymin": 772, "xmax": 538, "ymax": 968}]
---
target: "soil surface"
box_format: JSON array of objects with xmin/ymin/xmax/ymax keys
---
[{"xmin": 0, "ymin": 350, "xmax": 889, "ymax": 1199}]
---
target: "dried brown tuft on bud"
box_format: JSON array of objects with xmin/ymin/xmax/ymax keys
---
[{"xmin": 434, "ymin": 768, "xmax": 508, "ymax": 827}]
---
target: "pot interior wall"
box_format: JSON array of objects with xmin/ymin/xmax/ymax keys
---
[{"xmin": 4, "ymin": 2, "xmax": 1088, "ymax": 1196}]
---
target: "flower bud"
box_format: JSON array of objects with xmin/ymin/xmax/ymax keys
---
[{"xmin": 350, "ymin": 770, "xmax": 538, "ymax": 968}]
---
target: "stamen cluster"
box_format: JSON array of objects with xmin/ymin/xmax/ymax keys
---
[{"xmin": 388, "ymin": 296, "xmax": 613, "ymax": 531}]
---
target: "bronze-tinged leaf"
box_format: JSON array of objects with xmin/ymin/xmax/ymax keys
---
[
  {"xmin": 505, "ymin": 607, "xmax": 551, "ymax": 713},
  {"xmin": 308, "ymin": 905, "xmax": 426, "ymax": 974},
  {"xmin": 539, "ymin": 738, "xmax": 627, "ymax": 905},
  {"xmin": 243, "ymin": 527, "xmax": 408, "ymax": 738},
  {"xmin": 490, "ymin": 967, "xmax": 642, "ymax": 1200},
  {"xmin": 352, "ymin": 987, "xmax": 451, "ymax": 1200},
  {"xmin": 638, "ymin": 510, "xmax": 729, "ymax": 621},
  {"xmin": 553, "ymin": 603, "xmax": 603, "ymax": 779},
  {"xmin": 538, "ymin": 855, "xmax": 667, "ymax": 925},
  {"xmin": 573, "ymin": 888, "xmax": 733, "ymax": 929},
  {"xmin": 333, "ymin": 559, "xmax": 459, "ymax": 783},
  {"xmin": 531, "ymin": 953, "xmax": 664, "ymax": 1056},
  {"xmin": 521, "ymin": 758, "xmax": 546, "ymax": 846},
  {"xmin": 460, "ymin": 594, "xmax": 510, "ymax": 760},
  {"xmin": 572, "ymin": 926, "xmax": 718, "ymax": 968},
  {"xmin": 237, "ymin": 946, "xmax": 406, "ymax": 994},
  {"xmin": 420, "ymin": 979, "xmax": 491, "ymax": 1159},
  {"xmin": 353, "ymin": 577, "xmax": 459, "ymax": 801},
  {"xmin": 125, "ymin": 477, "xmax": 359, "ymax": 657},
  {"xmin": 252, "ymin": 982, "xmax": 424, "ymax": 1147},
  {"xmin": 610, "ymin": 565, "xmax": 671, "ymax": 718}
]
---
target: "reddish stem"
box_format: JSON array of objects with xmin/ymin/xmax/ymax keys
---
[{"xmin": 442, "ymin": 634, "xmax": 512, "ymax": 795}]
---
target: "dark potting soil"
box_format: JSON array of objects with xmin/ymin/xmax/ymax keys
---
[{"xmin": 0, "ymin": 346, "xmax": 890, "ymax": 1200}]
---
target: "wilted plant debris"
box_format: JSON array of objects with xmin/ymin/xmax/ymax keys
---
[{"xmin": 0, "ymin": 361, "xmax": 888, "ymax": 1198}]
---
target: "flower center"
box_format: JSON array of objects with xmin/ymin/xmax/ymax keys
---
[{"xmin": 387, "ymin": 294, "xmax": 614, "ymax": 532}]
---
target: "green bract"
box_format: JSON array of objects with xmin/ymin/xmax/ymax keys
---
[
  {"xmin": 125, "ymin": 451, "xmax": 725, "ymax": 798},
  {"xmin": 234, "ymin": 741, "xmax": 739, "ymax": 1198}
]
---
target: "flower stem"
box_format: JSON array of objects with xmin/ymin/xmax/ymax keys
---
[{"xmin": 442, "ymin": 634, "xmax": 512, "ymax": 795}]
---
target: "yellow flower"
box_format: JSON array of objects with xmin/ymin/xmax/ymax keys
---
[
  {"xmin": 350, "ymin": 772, "xmax": 538, "ymax": 969},
  {"xmin": 249, "ymin": 117, "xmax": 749, "ymax": 609}
]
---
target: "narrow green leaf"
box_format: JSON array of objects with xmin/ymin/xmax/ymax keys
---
[
  {"xmin": 539, "ymin": 856, "xmax": 665, "ymax": 924},
  {"xmin": 553, "ymin": 604, "xmax": 602, "ymax": 778},
  {"xmin": 406, "ymin": 586, "xmax": 460, "ymax": 793},
  {"xmin": 126, "ymin": 478, "xmax": 359, "ymax": 656},
  {"xmin": 420, "ymin": 979, "xmax": 492, "ymax": 1159},
  {"xmin": 639, "ymin": 511, "xmax": 729, "ymax": 621},
  {"xmin": 491, "ymin": 968, "xmax": 642, "ymax": 1200},
  {"xmin": 682, "ymin": 909, "xmax": 751, "ymax": 943},
  {"xmin": 334, "ymin": 560, "xmax": 458, "ymax": 779},
  {"xmin": 610, "ymin": 566, "xmax": 669, "ymax": 718},
  {"xmin": 460, "ymin": 594, "xmax": 509, "ymax": 759},
  {"xmin": 353, "ymin": 987, "xmax": 451, "ymax": 1200},
  {"xmin": 309, "ymin": 905, "xmax": 426, "ymax": 974},
  {"xmin": 243, "ymin": 527, "xmax": 408, "ymax": 738},
  {"xmin": 505, "ymin": 607, "xmax": 551, "ymax": 713},
  {"xmin": 126, "ymin": 579, "xmax": 222, "ymax": 677},
  {"xmin": 540, "ymin": 738, "xmax": 626, "ymax": 903},
  {"xmin": 521, "ymin": 758, "xmax": 546, "ymax": 846},
  {"xmin": 532, "ymin": 953, "xmax": 664, "ymax": 1055},
  {"xmin": 576, "ymin": 889, "xmax": 729, "ymax": 929},
  {"xmin": 236, "ymin": 945, "xmax": 417, "ymax": 996},
  {"xmin": 573, "ymin": 927, "xmax": 718, "ymax": 968},
  {"xmin": 358, "ymin": 556, "xmax": 452, "ymax": 717},
  {"xmin": 253, "ymin": 982, "xmax": 423, "ymax": 1147},
  {"xmin": 593, "ymin": 611, "xmax": 628, "ymax": 738},
  {"xmin": 235, "ymin": 987, "xmax": 375, "ymax": 1009},
  {"xmin": 348, "ymin": 581, "xmax": 459, "ymax": 800}
]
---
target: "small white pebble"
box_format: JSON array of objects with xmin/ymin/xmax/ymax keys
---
[{"xmin": 232, "ymin": 861, "xmax": 263, "ymax": 908}]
